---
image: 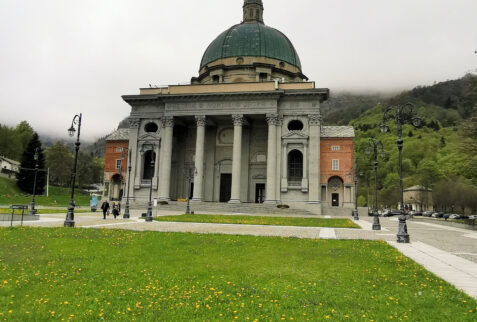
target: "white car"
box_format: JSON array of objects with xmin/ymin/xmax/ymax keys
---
[
  {"xmin": 469, "ymin": 215, "xmax": 477, "ymax": 220},
  {"xmin": 449, "ymin": 214, "xmax": 461, "ymax": 220}
]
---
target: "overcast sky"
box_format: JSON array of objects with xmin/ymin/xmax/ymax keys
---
[{"xmin": 0, "ymin": 0, "xmax": 476, "ymax": 141}]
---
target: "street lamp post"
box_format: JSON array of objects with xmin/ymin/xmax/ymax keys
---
[
  {"xmin": 352, "ymin": 172, "xmax": 359, "ymax": 220},
  {"xmin": 184, "ymin": 166, "xmax": 198, "ymax": 215},
  {"xmin": 64, "ymin": 113, "xmax": 82, "ymax": 228},
  {"xmin": 123, "ymin": 149, "xmax": 132, "ymax": 219},
  {"xmin": 366, "ymin": 138, "xmax": 386, "ymax": 231},
  {"xmin": 380, "ymin": 103, "xmax": 422, "ymax": 243},
  {"xmin": 142, "ymin": 144, "xmax": 156, "ymax": 223},
  {"xmin": 29, "ymin": 148, "xmax": 40, "ymax": 216}
]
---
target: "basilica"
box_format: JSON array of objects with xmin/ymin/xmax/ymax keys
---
[{"xmin": 114, "ymin": 0, "xmax": 355, "ymax": 215}]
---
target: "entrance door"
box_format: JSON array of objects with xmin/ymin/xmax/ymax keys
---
[
  {"xmin": 220, "ymin": 174, "xmax": 232, "ymax": 202},
  {"xmin": 255, "ymin": 184, "xmax": 265, "ymax": 204},
  {"xmin": 332, "ymin": 193, "xmax": 339, "ymax": 207}
]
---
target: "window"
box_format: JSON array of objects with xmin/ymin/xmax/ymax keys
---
[
  {"xmin": 144, "ymin": 122, "xmax": 158, "ymax": 133},
  {"xmin": 212, "ymin": 75, "xmax": 220, "ymax": 83},
  {"xmin": 331, "ymin": 146, "xmax": 340, "ymax": 151},
  {"xmin": 288, "ymin": 150, "xmax": 303, "ymax": 182},
  {"xmin": 116, "ymin": 160, "xmax": 122, "ymax": 170},
  {"xmin": 143, "ymin": 150, "xmax": 156, "ymax": 180},
  {"xmin": 288, "ymin": 120, "xmax": 304, "ymax": 131},
  {"xmin": 116, "ymin": 147, "xmax": 123, "ymax": 153},
  {"xmin": 259, "ymin": 73, "xmax": 268, "ymax": 82},
  {"xmin": 332, "ymin": 160, "xmax": 339, "ymax": 171}
]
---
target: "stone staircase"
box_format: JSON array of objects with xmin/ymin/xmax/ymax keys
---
[
  {"xmin": 131, "ymin": 201, "xmax": 317, "ymax": 216},
  {"xmin": 321, "ymin": 206, "xmax": 354, "ymax": 217}
]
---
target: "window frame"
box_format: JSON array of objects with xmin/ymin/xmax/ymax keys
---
[
  {"xmin": 115, "ymin": 159, "xmax": 122, "ymax": 170},
  {"xmin": 332, "ymin": 159, "xmax": 339, "ymax": 171},
  {"xmin": 331, "ymin": 146, "xmax": 340, "ymax": 151}
]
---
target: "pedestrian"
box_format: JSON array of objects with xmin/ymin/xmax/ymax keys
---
[
  {"xmin": 112, "ymin": 202, "xmax": 120, "ymax": 219},
  {"xmin": 100, "ymin": 200, "xmax": 110, "ymax": 220}
]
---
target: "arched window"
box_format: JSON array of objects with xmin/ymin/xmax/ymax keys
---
[
  {"xmin": 259, "ymin": 73, "xmax": 268, "ymax": 82},
  {"xmin": 288, "ymin": 150, "xmax": 303, "ymax": 182},
  {"xmin": 212, "ymin": 75, "xmax": 220, "ymax": 83},
  {"xmin": 143, "ymin": 150, "xmax": 156, "ymax": 180}
]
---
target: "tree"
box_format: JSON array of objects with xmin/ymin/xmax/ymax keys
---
[
  {"xmin": 16, "ymin": 133, "xmax": 46, "ymax": 194},
  {"xmin": 45, "ymin": 142, "xmax": 73, "ymax": 187},
  {"xmin": 77, "ymin": 153, "xmax": 104, "ymax": 188}
]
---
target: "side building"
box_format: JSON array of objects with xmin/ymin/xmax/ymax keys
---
[{"xmin": 103, "ymin": 129, "xmax": 129, "ymax": 201}]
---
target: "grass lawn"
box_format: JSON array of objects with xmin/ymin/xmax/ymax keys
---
[
  {"xmin": 154, "ymin": 214, "xmax": 360, "ymax": 229},
  {"xmin": 0, "ymin": 209, "xmax": 92, "ymax": 215},
  {"xmin": 0, "ymin": 177, "xmax": 91, "ymax": 207},
  {"xmin": 1, "ymin": 228, "xmax": 476, "ymax": 321}
]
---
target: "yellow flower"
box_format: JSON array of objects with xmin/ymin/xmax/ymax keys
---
[{"xmin": 64, "ymin": 301, "xmax": 68, "ymax": 305}]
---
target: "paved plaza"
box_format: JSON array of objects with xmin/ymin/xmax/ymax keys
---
[{"xmin": 2, "ymin": 210, "xmax": 477, "ymax": 299}]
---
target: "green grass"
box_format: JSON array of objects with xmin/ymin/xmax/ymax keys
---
[
  {"xmin": 0, "ymin": 177, "xmax": 91, "ymax": 207},
  {"xmin": 0, "ymin": 208, "xmax": 92, "ymax": 215},
  {"xmin": 1, "ymin": 228, "xmax": 476, "ymax": 321},
  {"xmin": 154, "ymin": 214, "xmax": 360, "ymax": 228}
]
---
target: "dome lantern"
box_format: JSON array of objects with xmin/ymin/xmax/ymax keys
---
[{"xmin": 243, "ymin": 0, "xmax": 264, "ymax": 24}]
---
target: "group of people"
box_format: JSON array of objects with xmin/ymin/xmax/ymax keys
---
[{"xmin": 100, "ymin": 200, "xmax": 121, "ymax": 219}]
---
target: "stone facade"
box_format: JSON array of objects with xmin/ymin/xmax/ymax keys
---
[
  {"xmin": 404, "ymin": 185, "xmax": 434, "ymax": 212},
  {"xmin": 118, "ymin": 0, "xmax": 356, "ymax": 215},
  {"xmin": 0, "ymin": 156, "xmax": 20, "ymax": 178}
]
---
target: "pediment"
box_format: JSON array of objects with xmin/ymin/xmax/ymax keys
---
[
  {"xmin": 139, "ymin": 133, "xmax": 160, "ymax": 141},
  {"xmin": 282, "ymin": 131, "xmax": 309, "ymax": 139}
]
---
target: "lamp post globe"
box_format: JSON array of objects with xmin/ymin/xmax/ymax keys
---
[
  {"xmin": 64, "ymin": 114, "xmax": 82, "ymax": 228},
  {"xmin": 380, "ymin": 103, "xmax": 422, "ymax": 243}
]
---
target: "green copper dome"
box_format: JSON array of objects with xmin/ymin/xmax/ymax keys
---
[{"xmin": 200, "ymin": 23, "xmax": 302, "ymax": 71}]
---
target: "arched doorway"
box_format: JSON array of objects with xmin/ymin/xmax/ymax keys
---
[
  {"xmin": 111, "ymin": 174, "xmax": 123, "ymax": 201},
  {"xmin": 328, "ymin": 176, "xmax": 344, "ymax": 207}
]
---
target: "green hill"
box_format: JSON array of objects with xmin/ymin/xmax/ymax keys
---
[{"xmin": 0, "ymin": 176, "xmax": 91, "ymax": 207}]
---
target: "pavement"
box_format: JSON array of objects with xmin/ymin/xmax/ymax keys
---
[{"xmin": 1, "ymin": 210, "xmax": 477, "ymax": 299}]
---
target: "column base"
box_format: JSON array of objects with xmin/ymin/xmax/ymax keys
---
[
  {"xmin": 228, "ymin": 199, "xmax": 241, "ymax": 204},
  {"xmin": 191, "ymin": 198, "xmax": 202, "ymax": 203}
]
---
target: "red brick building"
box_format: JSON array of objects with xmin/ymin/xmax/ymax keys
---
[
  {"xmin": 320, "ymin": 126, "xmax": 355, "ymax": 209},
  {"xmin": 103, "ymin": 129, "xmax": 129, "ymax": 201}
]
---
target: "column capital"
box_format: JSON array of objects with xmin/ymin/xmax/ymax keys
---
[
  {"xmin": 195, "ymin": 116, "xmax": 207, "ymax": 127},
  {"xmin": 308, "ymin": 114, "xmax": 322, "ymax": 126},
  {"xmin": 162, "ymin": 116, "xmax": 175, "ymax": 128},
  {"xmin": 232, "ymin": 114, "xmax": 245, "ymax": 126},
  {"xmin": 128, "ymin": 118, "xmax": 140, "ymax": 129},
  {"xmin": 266, "ymin": 114, "xmax": 280, "ymax": 126}
]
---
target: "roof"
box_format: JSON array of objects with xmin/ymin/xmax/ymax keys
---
[
  {"xmin": 404, "ymin": 185, "xmax": 433, "ymax": 192},
  {"xmin": 106, "ymin": 129, "xmax": 129, "ymax": 141},
  {"xmin": 0, "ymin": 156, "xmax": 20, "ymax": 166},
  {"xmin": 321, "ymin": 126, "xmax": 355, "ymax": 138},
  {"xmin": 200, "ymin": 23, "xmax": 302, "ymax": 70}
]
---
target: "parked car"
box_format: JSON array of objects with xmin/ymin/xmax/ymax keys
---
[
  {"xmin": 382, "ymin": 210, "xmax": 402, "ymax": 217},
  {"xmin": 431, "ymin": 212, "xmax": 444, "ymax": 218},
  {"xmin": 469, "ymin": 215, "xmax": 477, "ymax": 220},
  {"xmin": 443, "ymin": 214, "xmax": 450, "ymax": 220},
  {"xmin": 449, "ymin": 214, "xmax": 461, "ymax": 220},
  {"xmin": 423, "ymin": 211, "xmax": 433, "ymax": 217},
  {"xmin": 409, "ymin": 211, "xmax": 422, "ymax": 216}
]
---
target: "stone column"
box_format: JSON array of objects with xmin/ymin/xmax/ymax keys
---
[
  {"xmin": 192, "ymin": 116, "xmax": 206, "ymax": 201},
  {"xmin": 308, "ymin": 114, "xmax": 321, "ymax": 204},
  {"xmin": 302, "ymin": 142, "xmax": 309, "ymax": 192},
  {"xmin": 281, "ymin": 143, "xmax": 288, "ymax": 192},
  {"xmin": 127, "ymin": 118, "xmax": 140, "ymax": 198},
  {"xmin": 229, "ymin": 114, "xmax": 244, "ymax": 203},
  {"xmin": 265, "ymin": 114, "xmax": 279, "ymax": 204},
  {"xmin": 158, "ymin": 116, "xmax": 174, "ymax": 201}
]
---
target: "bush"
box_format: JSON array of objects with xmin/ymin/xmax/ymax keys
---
[
  {"xmin": 277, "ymin": 204, "xmax": 290, "ymax": 209},
  {"xmin": 158, "ymin": 201, "xmax": 169, "ymax": 206}
]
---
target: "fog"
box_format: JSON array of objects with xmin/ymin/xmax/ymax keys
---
[{"xmin": 0, "ymin": 0, "xmax": 476, "ymax": 140}]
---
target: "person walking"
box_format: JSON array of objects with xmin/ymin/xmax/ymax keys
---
[
  {"xmin": 100, "ymin": 200, "xmax": 110, "ymax": 220},
  {"xmin": 112, "ymin": 202, "xmax": 120, "ymax": 219}
]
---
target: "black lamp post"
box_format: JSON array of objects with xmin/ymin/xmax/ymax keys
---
[
  {"xmin": 142, "ymin": 144, "xmax": 156, "ymax": 223},
  {"xmin": 184, "ymin": 166, "xmax": 198, "ymax": 215},
  {"xmin": 64, "ymin": 113, "xmax": 82, "ymax": 228},
  {"xmin": 29, "ymin": 147, "xmax": 40, "ymax": 216},
  {"xmin": 366, "ymin": 138, "xmax": 386, "ymax": 231},
  {"xmin": 380, "ymin": 103, "xmax": 422, "ymax": 243},
  {"xmin": 123, "ymin": 149, "xmax": 132, "ymax": 219},
  {"xmin": 352, "ymin": 166, "xmax": 362, "ymax": 221}
]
